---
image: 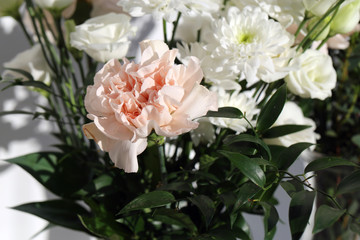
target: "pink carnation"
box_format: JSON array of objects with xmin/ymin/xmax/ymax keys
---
[{"xmin": 83, "ymin": 39, "xmax": 218, "ymax": 172}]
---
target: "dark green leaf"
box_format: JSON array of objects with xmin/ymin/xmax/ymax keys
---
[
  {"xmin": 350, "ymin": 220, "xmax": 360, "ymax": 235},
  {"xmin": 204, "ymin": 107, "xmax": 243, "ymax": 119},
  {"xmin": 12, "ymin": 200, "xmax": 88, "ymax": 231},
  {"xmin": 219, "ymin": 150, "xmax": 266, "ymax": 188},
  {"xmin": 262, "ymin": 124, "xmax": 312, "ymax": 138},
  {"xmin": 289, "ymin": 190, "xmax": 316, "ymax": 240},
  {"xmin": 336, "ymin": 170, "xmax": 360, "ymax": 195},
  {"xmin": 305, "ymin": 157, "xmax": 357, "ymax": 173},
  {"xmin": 223, "ymin": 134, "xmax": 271, "ymax": 160},
  {"xmin": 0, "ymin": 110, "xmax": 34, "ymax": 117},
  {"xmin": 118, "ymin": 191, "xmax": 175, "ymax": 214},
  {"xmin": 6, "ymin": 152, "xmax": 92, "ymax": 198},
  {"xmin": 260, "ymin": 202, "xmax": 279, "ymax": 233},
  {"xmin": 153, "ymin": 208, "xmax": 198, "ymax": 233},
  {"xmin": 280, "ymin": 179, "xmax": 304, "ymax": 198},
  {"xmin": 256, "ymin": 84, "xmax": 287, "ymax": 133},
  {"xmin": 233, "ymin": 182, "xmax": 261, "ymax": 213},
  {"xmin": 272, "ymin": 142, "xmax": 313, "ymax": 170},
  {"xmin": 313, "ymin": 205, "xmax": 346, "ymax": 234},
  {"xmin": 208, "ymin": 227, "xmax": 237, "ymax": 240},
  {"xmin": 351, "ymin": 135, "xmax": 360, "ymax": 148},
  {"xmin": 189, "ymin": 195, "xmax": 215, "ymax": 228},
  {"xmin": 4, "ymin": 67, "xmax": 35, "ymax": 81}
]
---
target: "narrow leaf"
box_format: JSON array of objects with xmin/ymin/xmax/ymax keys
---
[
  {"xmin": 0, "ymin": 110, "xmax": 35, "ymax": 117},
  {"xmin": 272, "ymin": 142, "xmax": 313, "ymax": 170},
  {"xmin": 219, "ymin": 150, "xmax": 266, "ymax": 188},
  {"xmin": 257, "ymin": 84, "xmax": 287, "ymax": 133},
  {"xmin": 223, "ymin": 134, "xmax": 271, "ymax": 160},
  {"xmin": 233, "ymin": 182, "xmax": 261, "ymax": 213},
  {"xmin": 312, "ymin": 205, "xmax": 346, "ymax": 234},
  {"xmin": 12, "ymin": 200, "xmax": 89, "ymax": 232},
  {"xmin": 262, "ymin": 124, "xmax": 311, "ymax": 138},
  {"xmin": 336, "ymin": 170, "xmax": 360, "ymax": 195},
  {"xmin": 289, "ymin": 190, "xmax": 316, "ymax": 240},
  {"xmin": 153, "ymin": 208, "xmax": 198, "ymax": 233},
  {"xmin": 118, "ymin": 191, "xmax": 175, "ymax": 214},
  {"xmin": 189, "ymin": 195, "xmax": 216, "ymax": 228},
  {"xmin": 204, "ymin": 107, "xmax": 243, "ymax": 119},
  {"xmin": 305, "ymin": 157, "xmax": 357, "ymax": 173}
]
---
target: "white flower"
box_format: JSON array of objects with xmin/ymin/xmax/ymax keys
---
[
  {"xmin": 34, "ymin": 0, "xmax": 74, "ymax": 11},
  {"xmin": 90, "ymin": 0, "xmax": 126, "ymax": 17},
  {"xmin": 229, "ymin": 0, "xmax": 305, "ymax": 27},
  {"xmin": 208, "ymin": 6, "xmax": 295, "ymax": 85},
  {"xmin": 0, "ymin": 0, "xmax": 23, "ymax": 18},
  {"xmin": 2, "ymin": 44, "xmax": 52, "ymax": 84},
  {"xmin": 285, "ymin": 49, "xmax": 337, "ymax": 100},
  {"xmin": 302, "ymin": 0, "xmax": 337, "ymax": 17},
  {"xmin": 209, "ymin": 89, "xmax": 259, "ymax": 133},
  {"xmin": 70, "ymin": 13, "xmax": 137, "ymax": 62},
  {"xmin": 263, "ymin": 101, "xmax": 319, "ymax": 148},
  {"xmin": 190, "ymin": 119, "xmax": 215, "ymax": 146},
  {"xmin": 186, "ymin": 0, "xmax": 222, "ymax": 15},
  {"xmin": 330, "ymin": 0, "xmax": 360, "ymax": 35},
  {"xmin": 118, "ymin": 0, "xmax": 188, "ymax": 22}
]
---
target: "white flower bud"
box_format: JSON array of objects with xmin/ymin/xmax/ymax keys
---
[
  {"xmin": 330, "ymin": 0, "xmax": 360, "ymax": 35},
  {"xmin": 303, "ymin": 0, "xmax": 337, "ymax": 16}
]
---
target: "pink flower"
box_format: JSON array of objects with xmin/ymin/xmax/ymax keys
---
[{"xmin": 83, "ymin": 40, "xmax": 218, "ymax": 172}]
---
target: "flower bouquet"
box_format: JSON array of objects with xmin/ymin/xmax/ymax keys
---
[{"xmin": 1, "ymin": 0, "xmax": 360, "ymax": 239}]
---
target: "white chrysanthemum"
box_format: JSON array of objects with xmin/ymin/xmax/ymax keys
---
[
  {"xmin": 177, "ymin": 42, "xmax": 242, "ymax": 90},
  {"xmin": 209, "ymin": 7, "xmax": 295, "ymax": 85},
  {"xmin": 118, "ymin": 0, "xmax": 188, "ymax": 22},
  {"xmin": 186, "ymin": 0, "xmax": 222, "ymax": 15},
  {"xmin": 209, "ymin": 89, "xmax": 259, "ymax": 133},
  {"xmin": 229, "ymin": 0, "xmax": 305, "ymax": 27}
]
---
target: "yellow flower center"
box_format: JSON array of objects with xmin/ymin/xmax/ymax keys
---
[{"xmin": 237, "ymin": 33, "xmax": 253, "ymax": 44}]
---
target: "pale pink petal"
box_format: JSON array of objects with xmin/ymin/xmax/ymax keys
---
[
  {"xmin": 173, "ymin": 83, "xmax": 218, "ymax": 120},
  {"xmin": 82, "ymin": 123, "xmax": 117, "ymax": 151},
  {"xmin": 109, "ymin": 138, "xmax": 148, "ymax": 173},
  {"xmin": 94, "ymin": 116, "xmax": 134, "ymax": 141}
]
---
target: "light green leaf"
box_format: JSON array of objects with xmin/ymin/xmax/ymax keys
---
[
  {"xmin": 336, "ymin": 170, "xmax": 360, "ymax": 195},
  {"xmin": 313, "ymin": 205, "xmax": 346, "ymax": 234},
  {"xmin": 118, "ymin": 191, "xmax": 175, "ymax": 214},
  {"xmin": 305, "ymin": 157, "xmax": 357, "ymax": 173},
  {"xmin": 256, "ymin": 84, "xmax": 287, "ymax": 133},
  {"xmin": 219, "ymin": 150, "xmax": 266, "ymax": 188}
]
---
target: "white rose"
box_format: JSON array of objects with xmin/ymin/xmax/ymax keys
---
[
  {"xmin": 34, "ymin": 0, "xmax": 74, "ymax": 10},
  {"xmin": 330, "ymin": 0, "xmax": 360, "ymax": 35},
  {"xmin": 263, "ymin": 101, "xmax": 319, "ymax": 148},
  {"xmin": 302, "ymin": 0, "xmax": 337, "ymax": 16},
  {"xmin": 0, "ymin": 0, "xmax": 23, "ymax": 18},
  {"xmin": 285, "ymin": 49, "xmax": 336, "ymax": 100},
  {"xmin": 70, "ymin": 13, "xmax": 137, "ymax": 62},
  {"xmin": 2, "ymin": 44, "xmax": 52, "ymax": 84}
]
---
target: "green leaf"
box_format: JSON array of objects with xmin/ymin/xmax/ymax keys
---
[
  {"xmin": 4, "ymin": 67, "xmax": 35, "ymax": 81},
  {"xmin": 223, "ymin": 134, "xmax": 271, "ymax": 160},
  {"xmin": 260, "ymin": 202, "xmax": 279, "ymax": 233},
  {"xmin": 0, "ymin": 110, "xmax": 34, "ymax": 117},
  {"xmin": 312, "ymin": 205, "xmax": 346, "ymax": 234},
  {"xmin": 351, "ymin": 135, "xmax": 360, "ymax": 148},
  {"xmin": 219, "ymin": 150, "xmax": 266, "ymax": 188},
  {"xmin": 350, "ymin": 220, "xmax": 360, "ymax": 235},
  {"xmin": 233, "ymin": 182, "xmax": 261, "ymax": 213},
  {"xmin": 280, "ymin": 179, "xmax": 304, "ymax": 198},
  {"xmin": 118, "ymin": 191, "xmax": 175, "ymax": 214},
  {"xmin": 256, "ymin": 84, "xmax": 287, "ymax": 133},
  {"xmin": 189, "ymin": 195, "xmax": 216, "ymax": 228},
  {"xmin": 12, "ymin": 200, "xmax": 89, "ymax": 232},
  {"xmin": 153, "ymin": 208, "xmax": 198, "ymax": 233},
  {"xmin": 262, "ymin": 124, "xmax": 312, "ymax": 138},
  {"xmin": 6, "ymin": 152, "xmax": 92, "ymax": 198},
  {"xmin": 289, "ymin": 190, "xmax": 316, "ymax": 240},
  {"xmin": 272, "ymin": 142, "xmax": 313, "ymax": 170},
  {"xmin": 336, "ymin": 170, "xmax": 360, "ymax": 195},
  {"xmin": 305, "ymin": 157, "xmax": 357, "ymax": 173},
  {"xmin": 204, "ymin": 107, "xmax": 243, "ymax": 119}
]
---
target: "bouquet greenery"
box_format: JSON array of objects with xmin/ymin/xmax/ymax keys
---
[{"xmin": 1, "ymin": 0, "xmax": 360, "ymax": 239}]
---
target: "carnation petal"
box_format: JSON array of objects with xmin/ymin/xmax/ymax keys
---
[
  {"xmin": 109, "ymin": 138, "xmax": 148, "ymax": 173},
  {"xmin": 82, "ymin": 123, "xmax": 117, "ymax": 151}
]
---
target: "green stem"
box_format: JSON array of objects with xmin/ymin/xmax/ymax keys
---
[
  {"xmin": 162, "ymin": 19, "xmax": 168, "ymax": 44},
  {"xmin": 159, "ymin": 144, "xmax": 167, "ymax": 184},
  {"xmin": 169, "ymin": 12, "xmax": 182, "ymax": 48},
  {"xmin": 16, "ymin": 17, "xmax": 34, "ymax": 46}
]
